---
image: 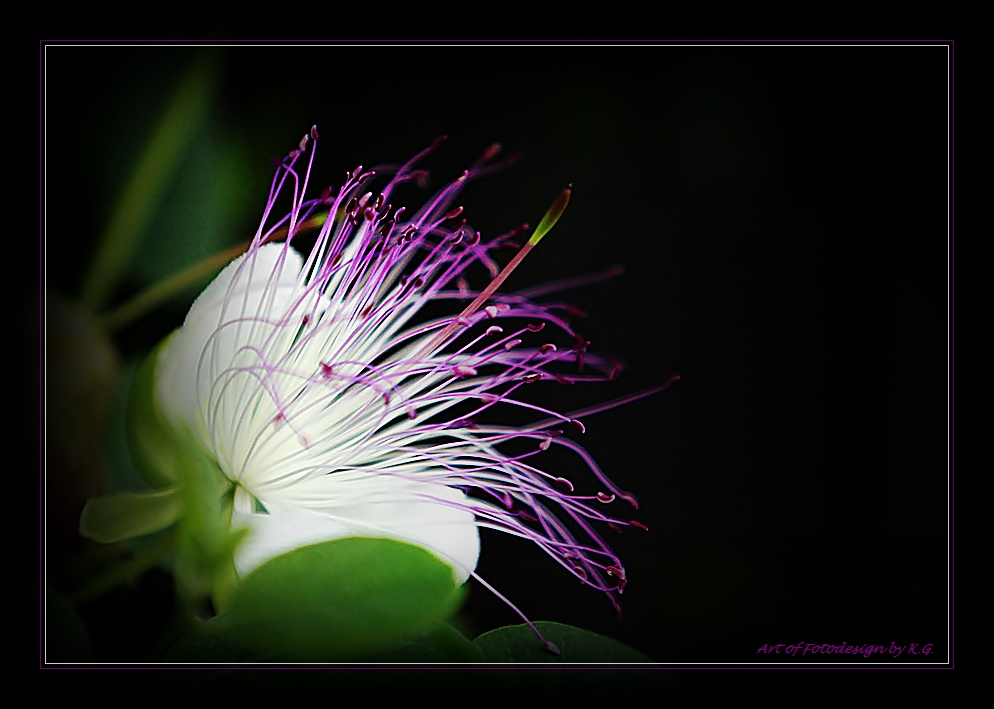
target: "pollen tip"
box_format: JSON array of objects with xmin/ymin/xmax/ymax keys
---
[
  {"xmin": 544, "ymin": 640, "xmax": 561, "ymax": 656},
  {"xmin": 483, "ymin": 142, "xmax": 502, "ymax": 160},
  {"xmin": 620, "ymin": 493, "xmax": 639, "ymax": 510},
  {"xmin": 569, "ymin": 419, "xmax": 586, "ymax": 434}
]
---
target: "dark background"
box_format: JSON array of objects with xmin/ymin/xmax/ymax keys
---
[{"xmin": 42, "ymin": 43, "xmax": 951, "ymax": 668}]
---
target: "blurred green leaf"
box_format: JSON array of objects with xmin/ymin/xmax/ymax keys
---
[
  {"xmin": 171, "ymin": 426, "xmax": 241, "ymax": 606},
  {"xmin": 102, "ymin": 243, "xmax": 247, "ymax": 333},
  {"xmin": 46, "ymin": 292, "xmax": 119, "ymax": 551},
  {"xmin": 474, "ymin": 621, "xmax": 653, "ymax": 663},
  {"xmin": 45, "ymin": 585, "xmax": 94, "ymax": 662},
  {"xmin": 127, "ymin": 129, "xmax": 256, "ymax": 290},
  {"xmin": 124, "ymin": 333, "xmax": 242, "ymax": 605},
  {"xmin": 81, "ymin": 54, "xmax": 219, "ymax": 310},
  {"xmin": 79, "ymin": 487, "xmax": 180, "ymax": 543},
  {"xmin": 167, "ymin": 538, "xmax": 465, "ymax": 662},
  {"xmin": 125, "ymin": 335, "xmax": 181, "ymax": 488}
]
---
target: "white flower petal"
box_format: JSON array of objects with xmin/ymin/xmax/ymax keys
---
[
  {"xmin": 232, "ymin": 507, "xmax": 351, "ymax": 577},
  {"xmin": 234, "ymin": 481, "xmax": 479, "ymax": 585},
  {"xmin": 157, "ymin": 243, "xmax": 304, "ymax": 434}
]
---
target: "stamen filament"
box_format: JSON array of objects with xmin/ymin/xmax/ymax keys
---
[{"xmin": 412, "ymin": 187, "xmax": 571, "ymax": 358}]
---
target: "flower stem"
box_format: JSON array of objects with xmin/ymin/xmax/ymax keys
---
[
  {"xmin": 414, "ymin": 187, "xmax": 571, "ymax": 357},
  {"xmin": 100, "ymin": 211, "xmax": 329, "ymax": 333},
  {"xmin": 100, "ymin": 243, "xmax": 246, "ymax": 333}
]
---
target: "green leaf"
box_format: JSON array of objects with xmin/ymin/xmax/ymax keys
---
[
  {"xmin": 126, "ymin": 334, "xmax": 243, "ymax": 604},
  {"xmin": 474, "ymin": 621, "xmax": 653, "ymax": 663},
  {"xmin": 126, "ymin": 335, "xmax": 181, "ymax": 488},
  {"xmin": 170, "ymin": 426, "xmax": 241, "ymax": 605},
  {"xmin": 471, "ymin": 622, "xmax": 685, "ymax": 695},
  {"xmin": 169, "ymin": 538, "xmax": 465, "ymax": 662},
  {"xmin": 81, "ymin": 54, "xmax": 219, "ymax": 310},
  {"xmin": 369, "ymin": 622, "xmax": 484, "ymax": 663},
  {"xmin": 79, "ymin": 487, "xmax": 181, "ymax": 543}
]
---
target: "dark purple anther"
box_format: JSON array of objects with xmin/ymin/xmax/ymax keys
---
[{"xmin": 482, "ymin": 143, "xmax": 501, "ymax": 160}]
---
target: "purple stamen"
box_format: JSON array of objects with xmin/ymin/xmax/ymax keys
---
[{"xmin": 195, "ymin": 129, "xmax": 675, "ymax": 650}]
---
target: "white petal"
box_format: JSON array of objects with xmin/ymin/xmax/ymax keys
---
[
  {"xmin": 157, "ymin": 243, "xmax": 303, "ymax": 435},
  {"xmin": 232, "ymin": 507, "xmax": 351, "ymax": 577},
  {"xmin": 234, "ymin": 481, "xmax": 480, "ymax": 585}
]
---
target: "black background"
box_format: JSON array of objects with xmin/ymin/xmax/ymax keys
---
[{"xmin": 42, "ymin": 43, "xmax": 951, "ymax": 670}]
